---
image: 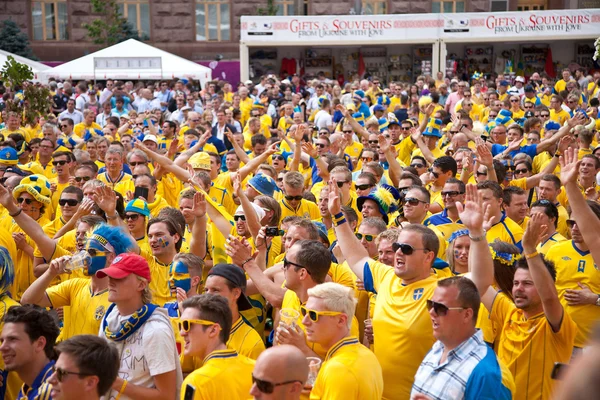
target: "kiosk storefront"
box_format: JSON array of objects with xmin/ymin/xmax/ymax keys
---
[{"xmin": 240, "ymin": 9, "xmax": 600, "ymax": 84}]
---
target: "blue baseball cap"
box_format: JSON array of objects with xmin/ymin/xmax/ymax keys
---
[
  {"xmin": 125, "ymin": 199, "xmax": 150, "ymax": 218},
  {"xmin": 248, "ymin": 173, "xmax": 277, "ymax": 197}
]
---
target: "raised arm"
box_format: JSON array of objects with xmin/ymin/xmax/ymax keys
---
[
  {"xmin": 475, "ymin": 139, "xmax": 497, "ymax": 183},
  {"xmin": 234, "ymin": 174, "xmax": 261, "ymax": 240},
  {"xmin": 238, "ymin": 141, "xmax": 280, "ymax": 181},
  {"xmin": 328, "ymin": 179, "xmax": 370, "ymax": 279},
  {"xmin": 536, "ymin": 113, "xmax": 585, "ymax": 154},
  {"xmin": 188, "ymin": 191, "xmax": 208, "ymax": 259},
  {"xmin": 225, "ymin": 128, "xmax": 250, "ymax": 165},
  {"xmin": 379, "ymin": 134, "xmax": 402, "ymax": 187},
  {"xmin": 289, "ymin": 125, "xmax": 305, "ymax": 172},
  {"xmin": 135, "ymin": 141, "xmax": 191, "ymax": 183},
  {"xmin": 336, "ymin": 104, "xmax": 370, "ymax": 140},
  {"xmin": 561, "ymin": 147, "xmax": 600, "ymax": 262},
  {"xmin": 523, "ymin": 212, "xmax": 565, "ymax": 332}
]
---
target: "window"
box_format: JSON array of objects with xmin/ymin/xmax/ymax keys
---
[
  {"xmin": 275, "ymin": 0, "xmax": 309, "ymax": 15},
  {"xmin": 196, "ymin": 0, "xmax": 231, "ymax": 41},
  {"xmin": 517, "ymin": 0, "xmax": 546, "ymax": 11},
  {"xmin": 491, "ymin": 0, "xmax": 508, "ymax": 11},
  {"xmin": 351, "ymin": 0, "xmax": 387, "ymax": 14},
  {"xmin": 32, "ymin": 0, "xmax": 68, "ymax": 41},
  {"xmin": 117, "ymin": 0, "xmax": 151, "ymax": 38},
  {"xmin": 432, "ymin": 1, "xmax": 465, "ymax": 13}
]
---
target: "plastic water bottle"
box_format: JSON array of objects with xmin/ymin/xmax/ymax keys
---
[{"xmin": 64, "ymin": 251, "xmax": 91, "ymax": 272}]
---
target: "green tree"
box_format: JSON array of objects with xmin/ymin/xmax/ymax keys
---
[
  {"xmin": 257, "ymin": 0, "xmax": 279, "ymax": 16},
  {"xmin": 83, "ymin": 0, "xmax": 148, "ymax": 47},
  {"xmin": 0, "ymin": 19, "xmax": 37, "ymax": 60}
]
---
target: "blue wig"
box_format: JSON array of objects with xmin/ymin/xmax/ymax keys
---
[
  {"xmin": 0, "ymin": 247, "xmax": 14, "ymax": 296},
  {"xmin": 90, "ymin": 224, "xmax": 135, "ymax": 255}
]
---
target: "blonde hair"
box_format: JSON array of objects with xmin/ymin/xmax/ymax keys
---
[
  {"xmin": 307, "ymin": 283, "xmax": 356, "ymax": 330},
  {"xmin": 137, "ymin": 276, "xmax": 153, "ymax": 305}
]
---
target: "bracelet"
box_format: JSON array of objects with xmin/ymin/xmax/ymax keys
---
[
  {"xmin": 333, "ymin": 212, "xmax": 344, "ymax": 220},
  {"xmin": 241, "ymin": 257, "xmax": 254, "ymax": 267},
  {"xmin": 468, "ymin": 230, "xmax": 486, "ymax": 242},
  {"xmin": 9, "ymin": 208, "xmax": 22, "ymax": 218},
  {"xmin": 554, "ymin": 152, "xmax": 561, "ymax": 158},
  {"xmin": 115, "ymin": 380, "xmax": 128, "ymax": 400},
  {"xmin": 314, "ymin": 154, "xmax": 320, "ymax": 160},
  {"xmin": 106, "ymin": 214, "xmax": 118, "ymax": 220},
  {"xmin": 525, "ymin": 251, "xmax": 539, "ymax": 260},
  {"xmin": 333, "ymin": 217, "xmax": 347, "ymax": 227}
]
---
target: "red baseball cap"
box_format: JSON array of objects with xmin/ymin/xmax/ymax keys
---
[{"xmin": 96, "ymin": 253, "xmax": 151, "ymax": 282}]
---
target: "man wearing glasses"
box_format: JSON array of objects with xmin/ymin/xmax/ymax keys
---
[
  {"xmin": 425, "ymin": 178, "xmax": 466, "ymax": 239},
  {"xmin": 180, "ymin": 294, "xmax": 254, "ymax": 399},
  {"xmin": 49, "ymin": 151, "xmax": 76, "ymax": 217},
  {"xmin": 48, "ymin": 335, "xmax": 119, "ymax": 400},
  {"xmin": 250, "ymin": 345, "xmax": 308, "ymax": 399},
  {"xmin": 549, "ymin": 95, "xmax": 570, "ymax": 125}
]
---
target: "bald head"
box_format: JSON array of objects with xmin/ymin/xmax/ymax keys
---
[{"xmin": 250, "ymin": 345, "xmax": 307, "ymax": 399}]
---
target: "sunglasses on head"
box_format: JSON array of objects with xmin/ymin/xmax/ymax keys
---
[
  {"xmin": 51, "ymin": 366, "xmax": 90, "ymax": 382},
  {"xmin": 234, "ymin": 215, "xmax": 246, "ymax": 221},
  {"xmin": 16, "ymin": 197, "xmax": 34, "ymax": 205},
  {"xmin": 356, "ymin": 232, "xmax": 375, "ymax": 242},
  {"xmin": 300, "ymin": 305, "xmax": 342, "ymax": 323},
  {"xmin": 404, "ymin": 197, "xmax": 426, "ymax": 206},
  {"xmin": 177, "ymin": 318, "xmax": 217, "ymax": 333},
  {"xmin": 252, "ymin": 375, "xmax": 302, "ymax": 394},
  {"xmin": 125, "ymin": 213, "xmax": 140, "ymax": 221},
  {"xmin": 52, "ymin": 160, "xmax": 68, "ymax": 166},
  {"xmin": 285, "ymin": 195, "xmax": 303, "ymax": 201},
  {"xmin": 427, "ymin": 299, "xmax": 466, "ymax": 316},
  {"xmin": 392, "ymin": 242, "xmax": 429, "ymax": 255},
  {"xmin": 59, "ymin": 199, "xmax": 79, "ymax": 207},
  {"xmin": 441, "ymin": 191, "xmax": 463, "ymax": 198},
  {"xmin": 355, "ymin": 183, "xmax": 373, "ymax": 191}
]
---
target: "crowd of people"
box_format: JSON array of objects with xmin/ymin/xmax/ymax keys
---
[{"xmin": 0, "ymin": 66, "xmax": 598, "ymax": 400}]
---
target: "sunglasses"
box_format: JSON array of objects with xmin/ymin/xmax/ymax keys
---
[
  {"xmin": 441, "ymin": 191, "xmax": 463, "ymax": 198},
  {"xmin": 410, "ymin": 163, "xmax": 424, "ymax": 168},
  {"xmin": 401, "ymin": 127, "xmax": 411, "ymax": 131},
  {"xmin": 319, "ymin": 131, "xmax": 330, "ymax": 136},
  {"xmin": 514, "ymin": 168, "xmax": 529, "ymax": 174},
  {"xmin": 488, "ymin": 114, "xmax": 498, "ymax": 119},
  {"xmin": 285, "ymin": 195, "xmax": 303, "ymax": 201},
  {"xmin": 343, "ymin": 130, "xmax": 353, "ymax": 134},
  {"xmin": 368, "ymin": 140, "xmax": 379, "ymax": 145},
  {"xmin": 51, "ymin": 366, "xmax": 90, "ymax": 382},
  {"xmin": 404, "ymin": 197, "xmax": 426, "ymax": 206},
  {"xmin": 252, "ymin": 375, "xmax": 302, "ymax": 394},
  {"xmin": 125, "ymin": 213, "xmax": 140, "ymax": 221},
  {"xmin": 315, "ymin": 143, "xmax": 326, "ymax": 148},
  {"xmin": 52, "ymin": 160, "xmax": 68, "ymax": 166},
  {"xmin": 177, "ymin": 318, "xmax": 217, "ymax": 332},
  {"xmin": 234, "ymin": 215, "xmax": 246, "ymax": 221},
  {"xmin": 129, "ymin": 161, "xmax": 147, "ymax": 167},
  {"xmin": 540, "ymin": 113, "xmax": 550, "ymax": 117},
  {"xmin": 336, "ymin": 181, "xmax": 347, "ymax": 188},
  {"xmin": 428, "ymin": 168, "xmax": 439, "ymax": 178},
  {"xmin": 60, "ymin": 124, "xmax": 68, "ymax": 128},
  {"xmin": 355, "ymin": 184, "xmax": 374, "ymax": 191},
  {"xmin": 427, "ymin": 299, "xmax": 466, "ymax": 316},
  {"xmin": 510, "ymin": 99, "xmax": 519, "ymax": 103},
  {"xmin": 566, "ymin": 219, "xmax": 577, "ymax": 229},
  {"xmin": 392, "ymin": 242, "xmax": 430, "ymax": 255},
  {"xmin": 283, "ymin": 257, "xmax": 306, "ymax": 271},
  {"xmin": 356, "ymin": 232, "xmax": 375, "ymax": 242},
  {"xmin": 300, "ymin": 305, "xmax": 342, "ymax": 323},
  {"xmin": 58, "ymin": 199, "xmax": 79, "ymax": 207},
  {"xmin": 476, "ymin": 171, "xmax": 488, "ymax": 176},
  {"xmin": 16, "ymin": 197, "xmax": 34, "ymax": 205},
  {"xmin": 272, "ymin": 155, "xmax": 285, "ymax": 161}
]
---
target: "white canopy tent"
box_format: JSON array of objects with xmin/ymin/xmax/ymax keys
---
[
  {"xmin": 37, "ymin": 39, "xmax": 212, "ymax": 85},
  {"xmin": 0, "ymin": 49, "xmax": 50, "ymax": 79}
]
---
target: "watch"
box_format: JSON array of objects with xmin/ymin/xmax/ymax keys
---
[
  {"xmin": 469, "ymin": 230, "xmax": 487, "ymax": 242},
  {"xmin": 595, "ymin": 295, "xmax": 600, "ymax": 306}
]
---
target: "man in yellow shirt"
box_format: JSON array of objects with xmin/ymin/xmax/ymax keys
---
[
  {"xmin": 303, "ymin": 282, "xmax": 383, "ymax": 399},
  {"xmin": 96, "ymin": 147, "xmax": 132, "ymax": 197},
  {"xmin": 554, "ymin": 69, "xmax": 572, "ymax": 94},
  {"xmin": 279, "ymin": 171, "xmax": 320, "ymax": 222},
  {"xmin": 530, "ymin": 200, "xmax": 567, "ymax": 255},
  {"xmin": 549, "ymin": 95, "xmax": 570, "ymax": 125},
  {"xmin": 180, "ymin": 294, "xmax": 255, "ymax": 399},
  {"xmin": 478, "ymin": 180, "xmax": 523, "ymax": 250},
  {"xmin": 250, "ymin": 345, "xmax": 308, "ymax": 399},
  {"xmin": 239, "ymin": 86, "xmax": 254, "ymax": 127},
  {"xmin": 476, "ymin": 212, "xmax": 577, "ymax": 400},
  {"xmin": 73, "ymin": 109, "xmax": 102, "ymax": 138}
]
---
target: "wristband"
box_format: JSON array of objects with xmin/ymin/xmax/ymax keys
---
[
  {"xmin": 9, "ymin": 208, "xmax": 22, "ymax": 218},
  {"xmin": 333, "ymin": 217, "xmax": 347, "ymax": 227},
  {"xmin": 115, "ymin": 380, "xmax": 128, "ymax": 400},
  {"xmin": 333, "ymin": 212, "xmax": 344, "ymax": 220},
  {"xmin": 106, "ymin": 214, "xmax": 118, "ymax": 220},
  {"xmin": 525, "ymin": 251, "xmax": 539, "ymax": 260},
  {"xmin": 468, "ymin": 230, "xmax": 486, "ymax": 242},
  {"xmin": 241, "ymin": 257, "xmax": 254, "ymax": 267}
]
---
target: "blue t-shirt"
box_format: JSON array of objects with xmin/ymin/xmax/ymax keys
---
[{"xmin": 491, "ymin": 143, "xmax": 537, "ymax": 159}]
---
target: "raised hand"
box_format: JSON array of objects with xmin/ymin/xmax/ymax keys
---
[
  {"xmin": 559, "ymin": 147, "xmax": 580, "ymax": 185},
  {"xmin": 455, "ymin": 184, "xmax": 485, "ymax": 232},
  {"xmin": 336, "ymin": 103, "xmax": 350, "ymax": 118},
  {"xmin": 225, "ymin": 235, "xmax": 256, "ymax": 268},
  {"xmin": 302, "ymin": 142, "xmax": 318, "ymax": 159},
  {"xmin": 232, "ymin": 173, "xmax": 242, "ymax": 198},
  {"xmin": 266, "ymin": 141, "xmax": 281, "ymax": 156},
  {"xmin": 327, "ymin": 178, "xmax": 342, "ymax": 216},
  {"xmin": 191, "ymin": 191, "xmax": 207, "ymax": 218},
  {"xmin": 377, "ymin": 133, "xmax": 391, "ymax": 154},
  {"xmin": 522, "ymin": 212, "xmax": 548, "ymax": 252},
  {"xmin": 0, "ymin": 183, "xmax": 16, "ymax": 209},
  {"xmin": 167, "ymin": 138, "xmax": 179, "ymax": 159},
  {"xmin": 292, "ymin": 124, "xmax": 305, "ymax": 143},
  {"xmin": 557, "ymin": 135, "xmax": 573, "ymax": 154},
  {"xmin": 93, "ymin": 186, "xmax": 117, "ymax": 215},
  {"xmin": 475, "ymin": 140, "xmax": 493, "ymax": 167}
]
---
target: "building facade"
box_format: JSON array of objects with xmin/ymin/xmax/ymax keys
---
[{"xmin": 0, "ymin": 0, "xmax": 595, "ymax": 63}]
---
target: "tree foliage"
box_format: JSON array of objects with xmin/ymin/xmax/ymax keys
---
[
  {"xmin": 257, "ymin": 0, "xmax": 280, "ymax": 16},
  {"xmin": 0, "ymin": 19, "xmax": 37, "ymax": 60},
  {"xmin": 83, "ymin": 0, "xmax": 148, "ymax": 47}
]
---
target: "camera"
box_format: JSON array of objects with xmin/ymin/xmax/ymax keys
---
[{"xmin": 265, "ymin": 226, "xmax": 281, "ymax": 237}]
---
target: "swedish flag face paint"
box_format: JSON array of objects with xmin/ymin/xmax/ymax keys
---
[
  {"xmin": 168, "ymin": 260, "xmax": 191, "ymax": 293},
  {"xmin": 84, "ymin": 238, "xmax": 109, "ymax": 276}
]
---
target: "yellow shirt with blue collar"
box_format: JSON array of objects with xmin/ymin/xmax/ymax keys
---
[
  {"xmin": 537, "ymin": 231, "xmax": 567, "ymax": 255},
  {"xmin": 279, "ymin": 198, "xmax": 321, "ymax": 223},
  {"xmin": 424, "ymin": 209, "xmax": 465, "ymax": 240},
  {"xmin": 0, "ymin": 294, "xmax": 22, "ymax": 400},
  {"xmin": 486, "ymin": 213, "xmax": 523, "ymax": 251},
  {"xmin": 17, "ymin": 360, "xmax": 54, "ymax": 400},
  {"xmin": 97, "ymin": 171, "xmax": 133, "ymax": 197}
]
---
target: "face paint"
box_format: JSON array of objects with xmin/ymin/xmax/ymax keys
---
[
  {"xmin": 168, "ymin": 260, "xmax": 191, "ymax": 293},
  {"xmin": 84, "ymin": 238, "xmax": 110, "ymax": 276},
  {"xmin": 158, "ymin": 237, "xmax": 170, "ymax": 248}
]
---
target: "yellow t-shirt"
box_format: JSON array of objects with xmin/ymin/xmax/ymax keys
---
[
  {"xmin": 73, "ymin": 122, "xmax": 101, "ymax": 138},
  {"xmin": 310, "ymin": 337, "xmax": 383, "ymax": 400},
  {"xmin": 549, "ymin": 109, "xmax": 569, "ymax": 125},
  {"xmin": 140, "ymin": 250, "xmax": 174, "ymax": 307},
  {"xmin": 279, "ymin": 198, "xmax": 321, "ymax": 223},
  {"xmin": 537, "ymin": 231, "xmax": 567, "ymax": 255},
  {"xmin": 486, "ymin": 214, "xmax": 523, "ymax": 249},
  {"xmin": 46, "ymin": 278, "xmax": 110, "ymax": 341},
  {"xmin": 491, "ymin": 292, "xmax": 577, "ymax": 400},
  {"xmin": 239, "ymin": 97, "xmax": 254, "ymax": 127},
  {"xmin": 364, "ymin": 260, "xmax": 438, "ymax": 400},
  {"xmin": 97, "ymin": 171, "xmax": 133, "ymax": 197},
  {"xmin": 546, "ymin": 240, "xmax": 600, "ymax": 348},
  {"xmin": 0, "ymin": 294, "xmax": 23, "ymax": 400},
  {"xmin": 147, "ymin": 194, "xmax": 170, "ymax": 217},
  {"xmin": 180, "ymin": 349, "xmax": 254, "ymax": 400}
]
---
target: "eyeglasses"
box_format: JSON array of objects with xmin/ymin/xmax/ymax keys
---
[
  {"xmin": 125, "ymin": 213, "xmax": 140, "ymax": 221},
  {"xmin": 410, "ymin": 163, "xmax": 424, "ymax": 169},
  {"xmin": 16, "ymin": 197, "xmax": 34, "ymax": 205},
  {"xmin": 58, "ymin": 199, "xmax": 79, "ymax": 207},
  {"xmin": 356, "ymin": 232, "xmax": 375, "ymax": 242},
  {"xmin": 129, "ymin": 161, "xmax": 147, "ymax": 167},
  {"xmin": 510, "ymin": 99, "xmax": 519, "ymax": 103},
  {"xmin": 234, "ymin": 215, "xmax": 246, "ymax": 221},
  {"xmin": 52, "ymin": 160, "xmax": 68, "ymax": 166},
  {"xmin": 514, "ymin": 168, "xmax": 529, "ymax": 174},
  {"xmin": 566, "ymin": 219, "xmax": 577, "ymax": 229},
  {"xmin": 441, "ymin": 191, "xmax": 464, "ymax": 198},
  {"xmin": 355, "ymin": 184, "xmax": 374, "ymax": 191},
  {"xmin": 427, "ymin": 299, "xmax": 466, "ymax": 316},
  {"xmin": 319, "ymin": 131, "xmax": 330, "ymax": 136},
  {"xmin": 60, "ymin": 124, "xmax": 68, "ymax": 128},
  {"xmin": 488, "ymin": 114, "xmax": 498, "ymax": 119},
  {"xmin": 177, "ymin": 318, "xmax": 217, "ymax": 332},
  {"xmin": 401, "ymin": 127, "xmax": 411, "ymax": 131},
  {"xmin": 315, "ymin": 143, "xmax": 326, "ymax": 148},
  {"xmin": 368, "ymin": 140, "xmax": 379, "ymax": 145},
  {"xmin": 428, "ymin": 168, "xmax": 439, "ymax": 178},
  {"xmin": 343, "ymin": 130, "xmax": 353, "ymax": 134},
  {"xmin": 51, "ymin": 366, "xmax": 90, "ymax": 382},
  {"xmin": 272, "ymin": 155, "xmax": 285, "ymax": 161},
  {"xmin": 74, "ymin": 176, "xmax": 92, "ymax": 183},
  {"xmin": 336, "ymin": 181, "xmax": 347, "ymax": 188},
  {"xmin": 476, "ymin": 171, "xmax": 488, "ymax": 176},
  {"xmin": 392, "ymin": 242, "xmax": 430, "ymax": 255},
  {"xmin": 284, "ymin": 195, "xmax": 303, "ymax": 201},
  {"xmin": 283, "ymin": 257, "xmax": 307, "ymax": 272},
  {"xmin": 252, "ymin": 375, "xmax": 302, "ymax": 394},
  {"xmin": 300, "ymin": 305, "xmax": 342, "ymax": 323},
  {"xmin": 540, "ymin": 113, "xmax": 550, "ymax": 118}
]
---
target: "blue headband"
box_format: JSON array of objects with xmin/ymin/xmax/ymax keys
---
[{"xmin": 449, "ymin": 229, "xmax": 469, "ymax": 243}]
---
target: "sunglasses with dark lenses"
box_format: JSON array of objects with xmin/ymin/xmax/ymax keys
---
[
  {"xmin": 74, "ymin": 176, "xmax": 92, "ymax": 182},
  {"xmin": 391, "ymin": 242, "xmax": 429, "ymax": 255},
  {"xmin": 410, "ymin": 163, "xmax": 424, "ymax": 169},
  {"xmin": 476, "ymin": 171, "xmax": 488, "ymax": 176},
  {"xmin": 368, "ymin": 140, "xmax": 379, "ymax": 145},
  {"xmin": 356, "ymin": 232, "xmax": 375, "ymax": 242},
  {"xmin": 343, "ymin": 130, "xmax": 353, "ymax": 134},
  {"xmin": 540, "ymin": 113, "xmax": 550, "ymax": 118},
  {"xmin": 273, "ymin": 155, "xmax": 285, "ymax": 161},
  {"xmin": 300, "ymin": 305, "xmax": 342, "ymax": 323},
  {"xmin": 398, "ymin": 187, "xmax": 410, "ymax": 193},
  {"xmin": 566, "ymin": 219, "xmax": 577, "ymax": 229},
  {"xmin": 129, "ymin": 161, "xmax": 147, "ymax": 167},
  {"xmin": 427, "ymin": 299, "xmax": 465, "ymax": 316},
  {"xmin": 283, "ymin": 257, "xmax": 306, "ymax": 271},
  {"xmin": 16, "ymin": 197, "xmax": 34, "ymax": 205},
  {"xmin": 514, "ymin": 168, "xmax": 529, "ymax": 174},
  {"xmin": 355, "ymin": 184, "xmax": 374, "ymax": 191},
  {"xmin": 336, "ymin": 181, "xmax": 347, "ymax": 188},
  {"xmin": 441, "ymin": 191, "xmax": 463, "ymax": 198},
  {"xmin": 252, "ymin": 375, "xmax": 302, "ymax": 394},
  {"xmin": 51, "ymin": 366, "xmax": 90, "ymax": 382},
  {"xmin": 401, "ymin": 126, "xmax": 411, "ymax": 131},
  {"xmin": 428, "ymin": 168, "xmax": 439, "ymax": 178},
  {"xmin": 52, "ymin": 160, "xmax": 68, "ymax": 166},
  {"xmin": 315, "ymin": 143, "xmax": 326, "ymax": 148},
  {"xmin": 58, "ymin": 199, "xmax": 79, "ymax": 207},
  {"xmin": 177, "ymin": 319, "xmax": 216, "ymax": 332},
  {"xmin": 60, "ymin": 124, "xmax": 68, "ymax": 128},
  {"xmin": 234, "ymin": 215, "xmax": 246, "ymax": 221},
  {"xmin": 510, "ymin": 99, "xmax": 519, "ymax": 103},
  {"xmin": 125, "ymin": 214, "xmax": 140, "ymax": 221},
  {"xmin": 285, "ymin": 195, "xmax": 303, "ymax": 201},
  {"xmin": 404, "ymin": 197, "xmax": 426, "ymax": 206}
]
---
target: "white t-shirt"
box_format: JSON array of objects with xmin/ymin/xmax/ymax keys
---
[
  {"xmin": 99, "ymin": 306, "xmax": 182, "ymax": 400},
  {"xmin": 314, "ymin": 109, "xmax": 333, "ymax": 129}
]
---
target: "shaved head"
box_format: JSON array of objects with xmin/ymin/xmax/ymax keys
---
[{"xmin": 250, "ymin": 345, "xmax": 308, "ymax": 399}]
